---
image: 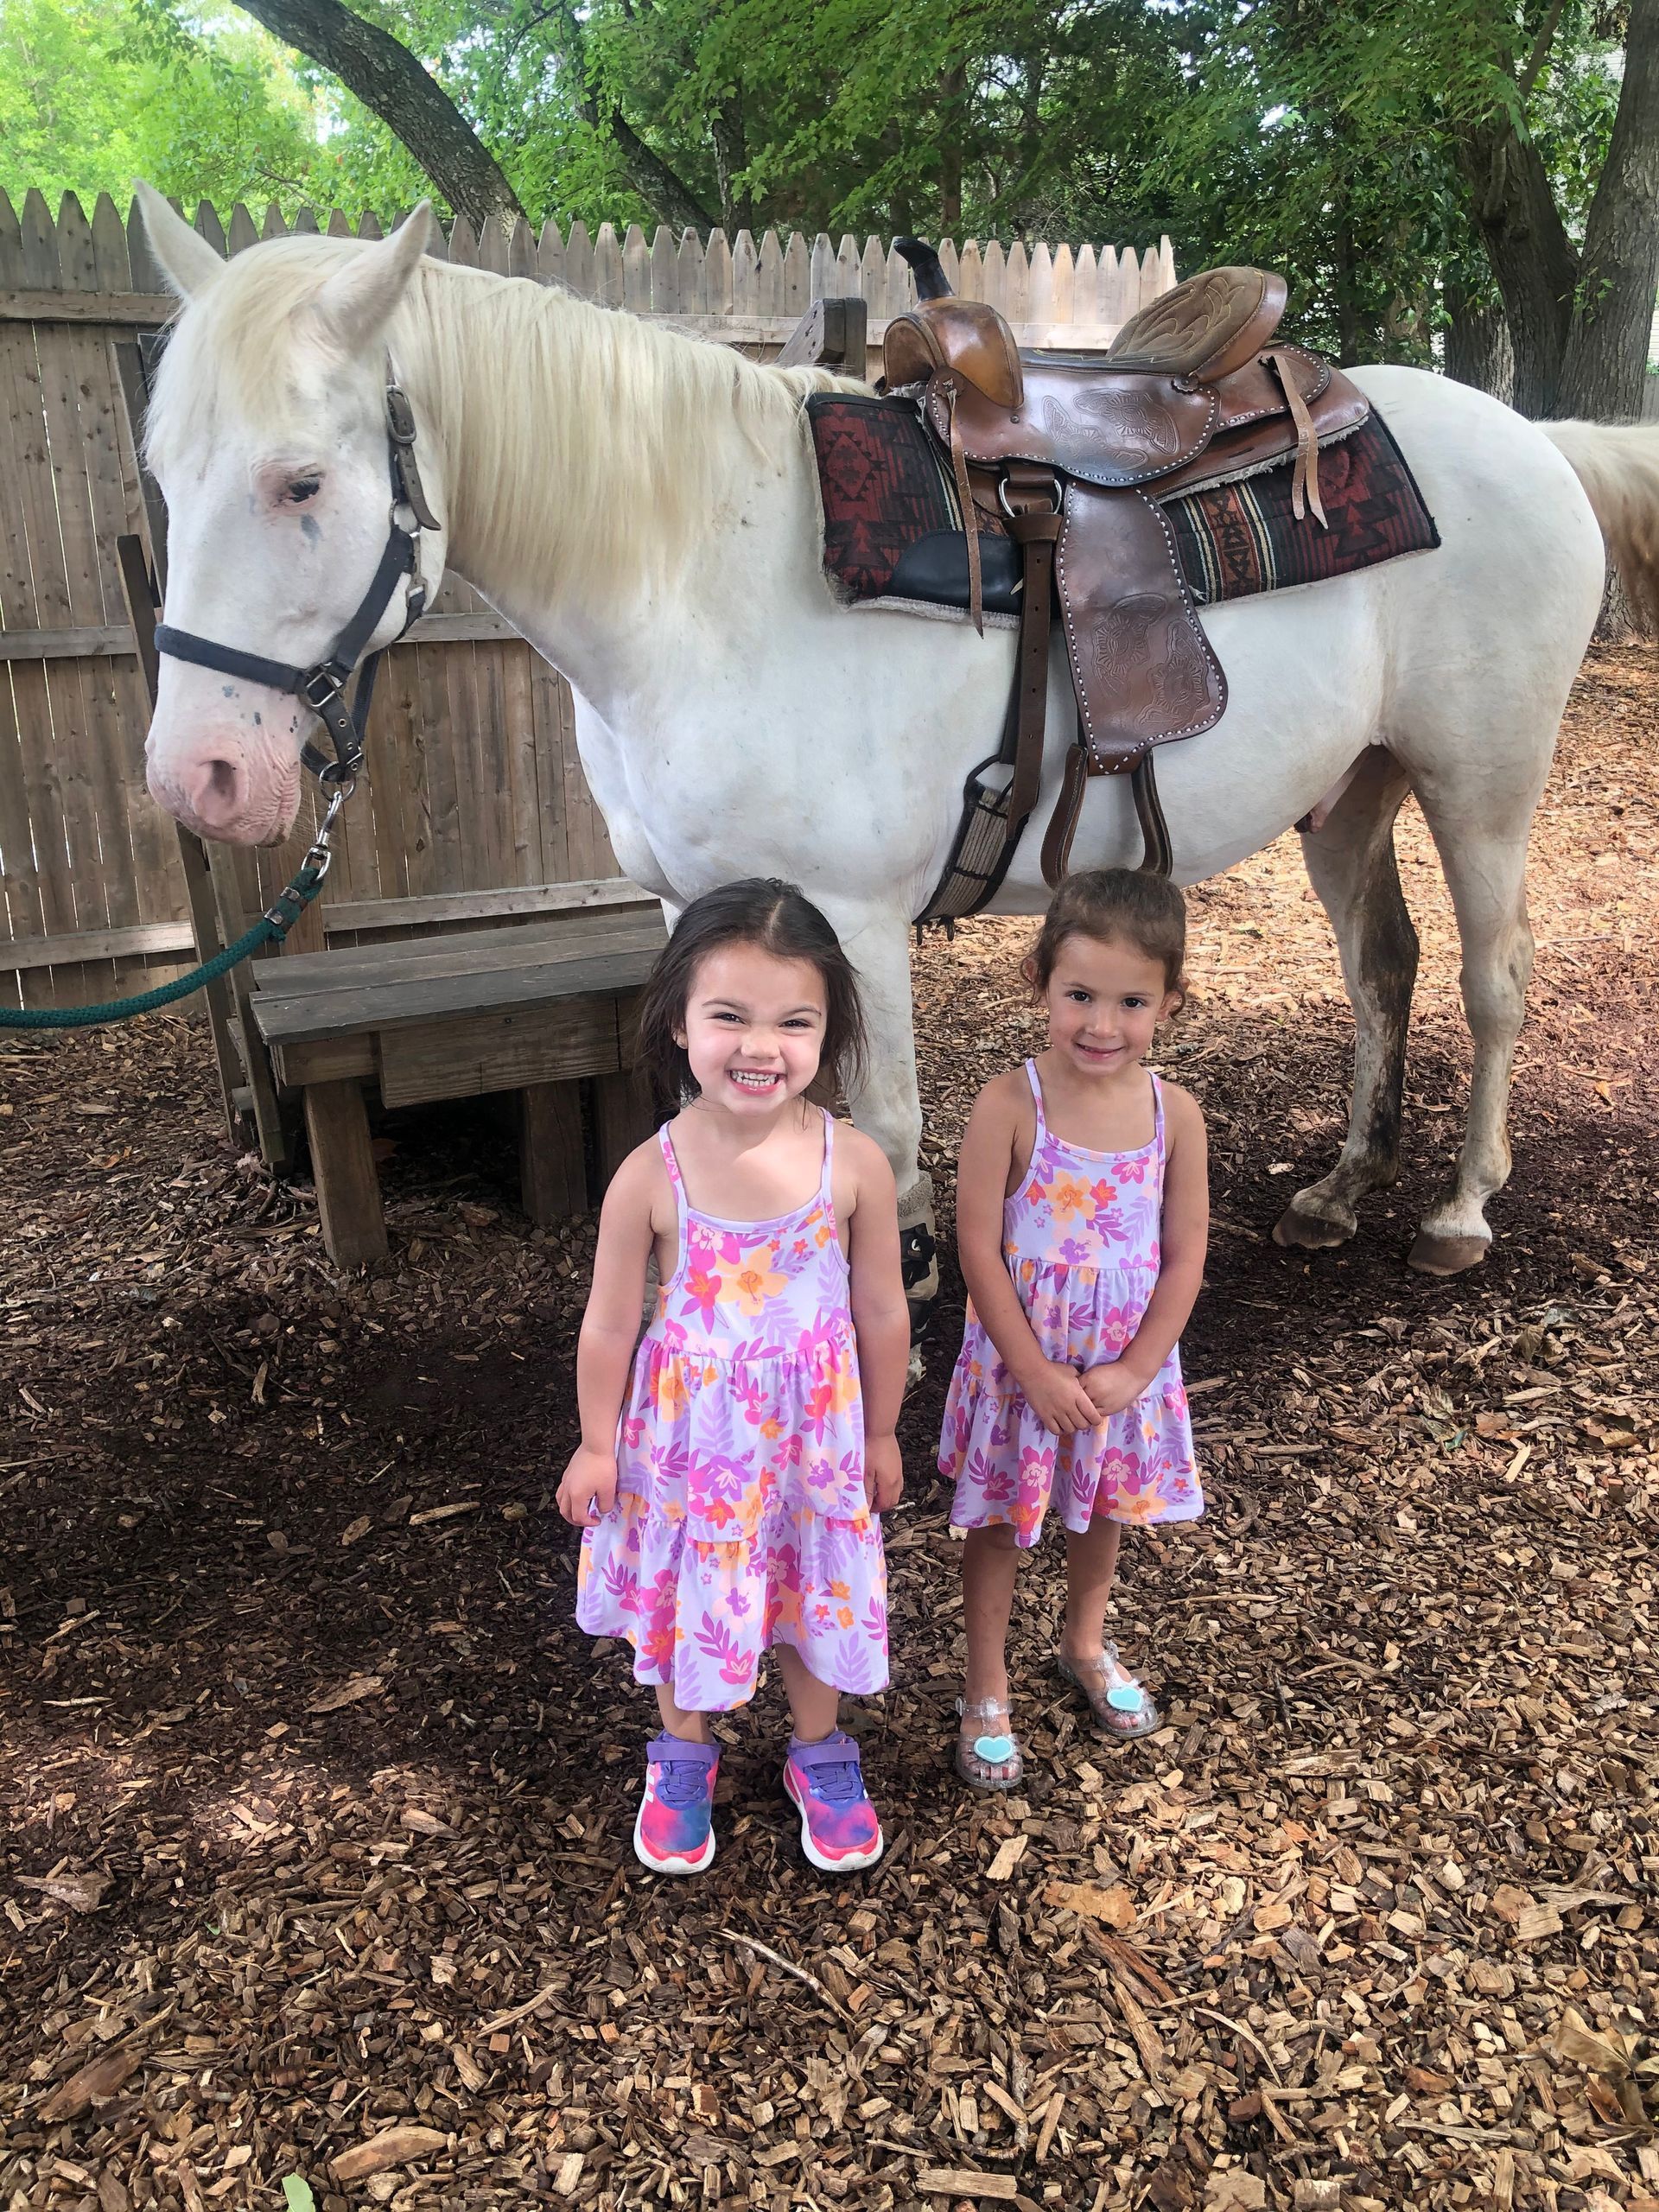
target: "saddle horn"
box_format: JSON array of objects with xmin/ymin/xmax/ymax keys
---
[{"xmin": 893, "ymin": 238, "xmax": 953, "ymax": 300}]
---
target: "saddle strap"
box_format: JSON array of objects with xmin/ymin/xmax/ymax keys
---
[
  {"xmin": 1058, "ymin": 482, "xmax": 1227, "ymax": 772},
  {"xmin": 1001, "ymin": 467, "xmax": 1065, "ymax": 824},
  {"xmin": 1264, "ymin": 348, "xmax": 1326, "ymax": 525}
]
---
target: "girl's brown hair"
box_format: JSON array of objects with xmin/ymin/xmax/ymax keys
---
[
  {"xmin": 635, "ymin": 879, "xmax": 869, "ymax": 1113},
  {"xmin": 1028, "ymin": 868, "xmax": 1188, "ymax": 995}
]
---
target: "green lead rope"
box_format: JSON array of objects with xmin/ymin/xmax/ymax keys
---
[{"xmin": 0, "ymin": 862, "xmax": 326, "ymax": 1033}]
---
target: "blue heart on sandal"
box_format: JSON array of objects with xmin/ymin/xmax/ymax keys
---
[
  {"xmin": 973, "ymin": 1733, "xmax": 1016, "ymax": 1763},
  {"xmin": 1107, "ymin": 1684, "xmax": 1144, "ymax": 1713}
]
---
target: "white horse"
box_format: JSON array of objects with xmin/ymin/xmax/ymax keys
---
[{"xmin": 134, "ymin": 188, "xmax": 1656, "ymax": 1281}]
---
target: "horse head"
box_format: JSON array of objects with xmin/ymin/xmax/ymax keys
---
[{"xmin": 135, "ymin": 185, "xmax": 448, "ymax": 845}]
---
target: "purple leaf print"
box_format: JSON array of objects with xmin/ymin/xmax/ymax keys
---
[{"xmin": 694, "ymin": 1610, "xmax": 756, "ymax": 1687}]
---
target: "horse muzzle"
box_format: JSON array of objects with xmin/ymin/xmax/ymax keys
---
[{"xmin": 146, "ymin": 728, "xmax": 303, "ymax": 848}]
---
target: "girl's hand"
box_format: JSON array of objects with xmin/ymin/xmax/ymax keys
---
[
  {"xmin": 864, "ymin": 1433, "xmax": 904, "ymax": 1513},
  {"xmin": 556, "ymin": 1443, "xmax": 619, "ymax": 1527},
  {"xmin": 1020, "ymin": 1359, "xmax": 1106, "ymax": 1436},
  {"xmin": 1081, "ymin": 1363, "xmax": 1148, "ymax": 1422}
]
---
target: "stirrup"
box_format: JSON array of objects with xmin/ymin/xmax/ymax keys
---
[{"xmin": 955, "ymin": 1695, "xmax": 1024, "ymax": 1792}]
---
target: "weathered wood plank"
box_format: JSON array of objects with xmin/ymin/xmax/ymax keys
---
[
  {"xmin": 323, "ymin": 876, "xmax": 653, "ymax": 938},
  {"xmin": 732, "ymin": 228, "xmax": 758, "ymax": 317},
  {"xmin": 623, "ymin": 222, "xmax": 651, "ymax": 311},
  {"xmin": 0, "ymin": 918, "xmax": 195, "ymax": 970},
  {"xmin": 378, "ymin": 996, "xmax": 623, "ymax": 1106},
  {"xmin": 650, "ymin": 225, "xmax": 677, "ymax": 313},
  {"xmin": 519, "ymin": 1080, "xmax": 588, "ymax": 1220},
  {"xmin": 594, "ymin": 1058, "xmax": 652, "ymax": 1187},
  {"xmin": 252, "ymin": 935, "xmax": 663, "ymax": 1042},
  {"xmin": 594, "ymin": 221, "xmax": 623, "ymax": 308},
  {"xmin": 254, "ymin": 918, "xmax": 665, "ymax": 1013},
  {"xmin": 302, "ymin": 1078, "xmax": 389, "ymax": 1265}
]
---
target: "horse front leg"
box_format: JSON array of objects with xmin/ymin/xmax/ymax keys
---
[
  {"xmin": 1275, "ymin": 750, "xmax": 1419, "ymax": 1251},
  {"xmin": 825, "ymin": 904, "xmax": 939, "ymax": 1344}
]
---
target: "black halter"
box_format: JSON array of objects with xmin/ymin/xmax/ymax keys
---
[{"xmin": 154, "ymin": 367, "xmax": 442, "ymax": 785}]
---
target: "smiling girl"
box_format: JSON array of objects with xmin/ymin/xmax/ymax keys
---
[
  {"xmin": 556, "ymin": 880, "xmax": 908, "ymax": 1874},
  {"xmin": 938, "ymin": 870, "xmax": 1209, "ymax": 1789}
]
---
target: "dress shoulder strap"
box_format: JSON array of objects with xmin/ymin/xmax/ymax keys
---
[
  {"xmin": 657, "ymin": 1121, "xmax": 690, "ymax": 1281},
  {"xmin": 1150, "ymin": 1073, "xmax": 1166, "ymax": 1160},
  {"xmin": 817, "ymin": 1108, "xmax": 836, "ymax": 1203},
  {"xmin": 1024, "ymin": 1058, "xmax": 1047, "ymax": 1139}
]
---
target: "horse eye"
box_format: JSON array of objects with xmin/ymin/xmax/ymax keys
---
[{"xmin": 287, "ymin": 477, "xmax": 321, "ymax": 504}]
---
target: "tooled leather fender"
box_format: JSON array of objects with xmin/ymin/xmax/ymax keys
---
[{"xmin": 1056, "ymin": 483, "xmax": 1226, "ymax": 773}]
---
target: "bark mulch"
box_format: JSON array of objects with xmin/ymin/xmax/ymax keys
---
[{"xmin": 2, "ymin": 645, "xmax": 1656, "ymax": 2212}]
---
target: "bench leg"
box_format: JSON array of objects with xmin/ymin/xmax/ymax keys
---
[
  {"xmin": 302, "ymin": 1079, "xmax": 389, "ymax": 1267},
  {"xmin": 519, "ymin": 1082, "xmax": 587, "ymax": 1224},
  {"xmin": 592, "ymin": 1068, "xmax": 653, "ymax": 1194}
]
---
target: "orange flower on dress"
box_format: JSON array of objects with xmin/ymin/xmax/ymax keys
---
[{"xmin": 724, "ymin": 1248, "xmax": 789, "ymax": 1316}]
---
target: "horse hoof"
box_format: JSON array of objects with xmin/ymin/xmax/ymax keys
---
[
  {"xmin": 1408, "ymin": 1230, "xmax": 1489, "ymax": 1276},
  {"xmin": 1272, "ymin": 1200, "xmax": 1355, "ymax": 1252}
]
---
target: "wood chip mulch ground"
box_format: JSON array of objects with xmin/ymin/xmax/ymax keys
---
[{"xmin": 2, "ymin": 645, "xmax": 1656, "ymax": 2212}]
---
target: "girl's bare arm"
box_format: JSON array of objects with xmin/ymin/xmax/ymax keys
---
[
  {"xmin": 1110, "ymin": 1083, "xmax": 1209, "ymax": 1393},
  {"xmin": 556, "ymin": 1143, "xmax": 659, "ymax": 1522},
  {"xmin": 842, "ymin": 1130, "xmax": 909, "ymax": 1509}
]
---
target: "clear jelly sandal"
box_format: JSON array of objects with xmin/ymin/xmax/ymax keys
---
[
  {"xmin": 955, "ymin": 1695, "xmax": 1024, "ymax": 1792},
  {"xmin": 1057, "ymin": 1642, "xmax": 1161, "ymax": 1739}
]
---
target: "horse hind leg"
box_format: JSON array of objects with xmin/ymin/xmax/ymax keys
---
[
  {"xmin": 1406, "ymin": 806, "xmax": 1536, "ymax": 1274},
  {"xmin": 1274, "ymin": 750, "xmax": 1418, "ymax": 1251}
]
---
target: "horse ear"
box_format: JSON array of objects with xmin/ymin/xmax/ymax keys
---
[
  {"xmin": 134, "ymin": 181, "xmax": 225, "ymax": 300},
  {"xmin": 313, "ymin": 204, "xmax": 435, "ymax": 358}
]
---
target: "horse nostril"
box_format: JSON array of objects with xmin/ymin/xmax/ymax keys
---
[{"xmin": 190, "ymin": 756, "xmax": 245, "ymax": 829}]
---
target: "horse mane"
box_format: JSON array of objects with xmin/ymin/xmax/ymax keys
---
[{"xmin": 145, "ymin": 234, "xmax": 858, "ymax": 601}]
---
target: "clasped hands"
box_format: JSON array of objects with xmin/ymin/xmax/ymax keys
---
[{"xmin": 1019, "ymin": 1356, "xmax": 1149, "ymax": 1437}]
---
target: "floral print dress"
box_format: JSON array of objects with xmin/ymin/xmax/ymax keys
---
[
  {"xmin": 577, "ymin": 1111, "xmax": 888, "ymax": 1712},
  {"xmin": 939, "ymin": 1060, "xmax": 1201, "ymax": 1548}
]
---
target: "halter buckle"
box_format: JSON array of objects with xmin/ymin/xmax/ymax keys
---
[
  {"xmin": 385, "ymin": 385, "xmax": 417, "ymax": 446},
  {"xmin": 303, "ymin": 663, "xmax": 349, "ymax": 713}
]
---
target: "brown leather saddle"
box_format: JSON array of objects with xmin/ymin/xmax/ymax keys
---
[{"xmin": 883, "ymin": 250, "xmax": 1369, "ymax": 893}]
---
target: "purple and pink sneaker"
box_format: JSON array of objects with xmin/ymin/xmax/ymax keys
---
[
  {"xmin": 783, "ymin": 1731, "xmax": 883, "ymax": 1872},
  {"xmin": 634, "ymin": 1732, "xmax": 718, "ymax": 1874}
]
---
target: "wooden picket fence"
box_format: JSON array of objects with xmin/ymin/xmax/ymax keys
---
[{"xmin": 0, "ymin": 190, "xmax": 1177, "ymax": 1009}]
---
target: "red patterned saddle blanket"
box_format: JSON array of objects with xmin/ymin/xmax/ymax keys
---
[{"xmin": 808, "ymin": 392, "xmax": 1439, "ymax": 623}]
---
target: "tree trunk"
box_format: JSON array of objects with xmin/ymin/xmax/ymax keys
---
[
  {"xmin": 938, "ymin": 66, "xmax": 965, "ymax": 232},
  {"xmin": 605, "ymin": 110, "xmax": 719, "ymax": 232},
  {"xmin": 234, "ymin": 0, "xmax": 524, "ymax": 229},
  {"xmin": 1443, "ymin": 281, "xmax": 1515, "ymax": 403},
  {"xmin": 709, "ymin": 95, "xmax": 753, "ymax": 233},
  {"xmin": 1456, "ymin": 114, "xmax": 1579, "ymax": 415},
  {"xmin": 1556, "ymin": 0, "xmax": 1659, "ymax": 420}
]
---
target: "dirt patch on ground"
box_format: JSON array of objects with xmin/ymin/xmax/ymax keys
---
[{"xmin": 2, "ymin": 646, "xmax": 1656, "ymax": 2212}]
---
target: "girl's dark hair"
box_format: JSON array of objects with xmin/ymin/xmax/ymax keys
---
[
  {"xmin": 1029, "ymin": 868, "xmax": 1187, "ymax": 995},
  {"xmin": 635, "ymin": 879, "xmax": 868, "ymax": 1112}
]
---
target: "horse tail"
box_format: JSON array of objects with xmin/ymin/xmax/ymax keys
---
[{"xmin": 1542, "ymin": 420, "xmax": 1659, "ymax": 625}]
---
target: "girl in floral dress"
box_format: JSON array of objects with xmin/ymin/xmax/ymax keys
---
[
  {"xmin": 938, "ymin": 870, "xmax": 1209, "ymax": 1790},
  {"xmin": 557, "ymin": 880, "xmax": 909, "ymax": 1874}
]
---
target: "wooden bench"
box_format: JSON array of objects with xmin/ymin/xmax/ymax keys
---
[{"xmin": 247, "ymin": 901, "xmax": 667, "ymax": 1264}]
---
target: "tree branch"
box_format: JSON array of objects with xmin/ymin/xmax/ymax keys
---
[
  {"xmin": 1516, "ymin": 0, "xmax": 1568, "ymax": 101},
  {"xmin": 232, "ymin": 0, "xmax": 525, "ymax": 228}
]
